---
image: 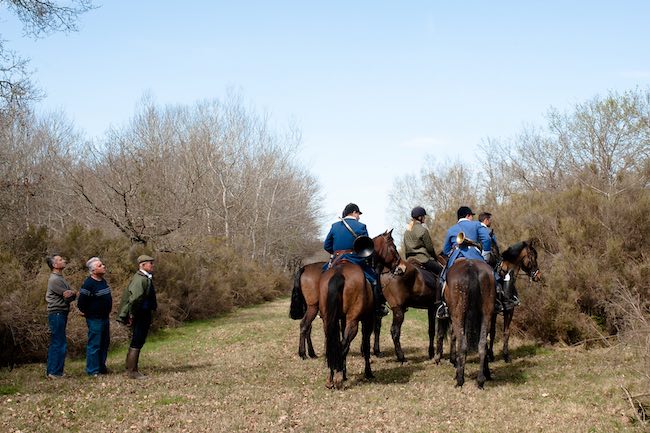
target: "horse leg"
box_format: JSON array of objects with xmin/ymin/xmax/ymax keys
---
[
  {"xmin": 299, "ymin": 305, "xmax": 318, "ymax": 359},
  {"xmin": 477, "ymin": 318, "xmax": 491, "ymax": 389},
  {"xmin": 449, "ymin": 324, "xmax": 457, "ymax": 367},
  {"xmin": 428, "ymin": 306, "xmax": 436, "ymax": 359},
  {"xmin": 372, "ymin": 315, "xmax": 384, "ymax": 357},
  {"xmin": 454, "ymin": 324, "xmax": 466, "ymax": 387},
  {"xmin": 502, "ymin": 309, "xmax": 514, "ymax": 363},
  {"xmin": 390, "ymin": 307, "xmax": 407, "ymax": 363},
  {"xmin": 339, "ymin": 320, "xmax": 359, "ymax": 386},
  {"xmin": 434, "ymin": 316, "xmax": 446, "ymax": 364},
  {"xmin": 487, "ymin": 311, "xmax": 497, "ymax": 362},
  {"xmin": 361, "ymin": 317, "xmax": 375, "ymax": 379}
]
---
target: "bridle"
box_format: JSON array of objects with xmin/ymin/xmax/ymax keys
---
[{"xmin": 376, "ymin": 234, "xmax": 404, "ymax": 276}]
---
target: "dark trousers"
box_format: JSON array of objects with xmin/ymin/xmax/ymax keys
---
[
  {"xmin": 130, "ymin": 310, "xmax": 152, "ymax": 349},
  {"xmin": 46, "ymin": 312, "xmax": 68, "ymax": 376},
  {"xmin": 85, "ymin": 318, "xmax": 110, "ymax": 375}
]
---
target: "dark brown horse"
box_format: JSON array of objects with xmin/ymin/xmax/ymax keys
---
[
  {"xmin": 445, "ymin": 258, "xmax": 496, "ymax": 388},
  {"xmin": 319, "ymin": 230, "xmax": 400, "ymax": 389},
  {"xmin": 289, "ymin": 261, "xmax": 327, "ymax": 359},
  {"xmin": 488, "ymin": 239, "xmax": 541, "ymax": 363},
  {"xmin": 374, "ymin": 256, "xmax": 447, "ymax": 363}
]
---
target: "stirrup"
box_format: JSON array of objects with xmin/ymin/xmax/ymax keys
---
[
  {"xmin": 511, "ymin": 296, "xmax": 521, "ymax": 307},
  {"xmin": 435, "ymin": 303, "xmax": 449, "ymax": 319},
  {"xmin": 376, "ymin": 304, "xmax": 389, "ymax": 317}
]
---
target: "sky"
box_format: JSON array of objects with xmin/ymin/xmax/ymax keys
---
[{"xmin": 2, "ymin": 1, "xmax": 650, "ymax": 239}]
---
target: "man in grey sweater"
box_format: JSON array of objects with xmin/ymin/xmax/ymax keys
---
[{"xmin": 45, "ymin": 254, "xmax": 76, "ymax": 379}]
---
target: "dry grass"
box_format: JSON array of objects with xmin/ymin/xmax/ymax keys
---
[{"xmin": 0, "ymin": 299, "xmax": 647, "ymax": 433}]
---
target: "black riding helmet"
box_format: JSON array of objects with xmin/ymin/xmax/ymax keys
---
[
  {"xmin": 411, "ymin": 206, "xmax": 427, "ymax": 219},
  {"xmin": 342, "ymin": 203, "xmax": 362, "ymax": 218}
]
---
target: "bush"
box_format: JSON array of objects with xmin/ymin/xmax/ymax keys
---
[{"xmin": 0, "ymin": 226, "xmax": 291, "ymax": 368}]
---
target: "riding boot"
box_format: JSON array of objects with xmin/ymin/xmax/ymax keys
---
[
  {"xmin": 372, "ymin": 282, "xmax": 389, "ymax": 317},
  {"xmin": 502, "ymin": 278, "xmax": 519, "ymax": 311},
  {"xmin": 126, "ymin": 347, "xmax": 147, "ymax": 380}
]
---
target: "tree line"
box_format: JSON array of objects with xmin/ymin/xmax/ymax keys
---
[{"xmin": 388, "ymin": 88, "xmax": 649, "ymax": 382}]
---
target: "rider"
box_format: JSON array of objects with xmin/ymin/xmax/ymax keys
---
[
  {"xmin": 436, "ymin": 206, "xmax": 492, "ymax": 318},
  {"xmin": 323, "ymin": 203, "xmax": 388, "ymax": 317},
  {"xmin": 479, "ymin": 211, "xmax": 520, "ymax": 311},
  {"xmin": 403, "ymin": 206, "xmax": 442, "ymax": 275}
]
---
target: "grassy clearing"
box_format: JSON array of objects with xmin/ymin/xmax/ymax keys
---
[{"xmin": 0, "ymin": 299, "xmax": 647, "ymax": 432}]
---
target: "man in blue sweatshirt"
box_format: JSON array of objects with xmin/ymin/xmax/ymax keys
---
[{"xmin": 77, "ymin": 257, "xmax": 113, "ymax": 376}]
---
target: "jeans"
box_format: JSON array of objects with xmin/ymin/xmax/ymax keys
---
[
  {"xmin": 85, "ymin": 318, "xmax": 110, "ymax": 375},
  {"xmin": 46, "ymin": 312, "xmax": 68, "ymax": 376},
  {"xmin": 130, "ymin": 310, "xmax": 152, "ymax": 350}
]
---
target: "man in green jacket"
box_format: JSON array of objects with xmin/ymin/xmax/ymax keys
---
[
  {"xmin": 403, "ymin": 206, "xmax": 442, "ymax": 275},
  {"xmin": 117, "ymin": 255, "xmax": 158, "ymax": 379}
]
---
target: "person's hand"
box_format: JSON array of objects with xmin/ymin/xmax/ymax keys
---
[{"xmin": 63, "ymin": 289, "xmax": 75, "ymax": 299}]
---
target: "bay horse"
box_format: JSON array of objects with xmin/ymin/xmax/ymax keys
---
[
  {"xmin": 488, "ymin": 239, "xmax": 541, "ymax": 363},
  {"xmin": 289, "ymin": 261, "xmax": 327, "ymax": 359},
  {"xmin": 320, "ymin": 230, "xmax": 401, "ymax": 389},
  {"xmin": 374, "ymin": 256, "xmax": 447, "ymax": 363},
  {"xmin": 445, "ymin": 258, "xmax": 496, "ymax": 388}
]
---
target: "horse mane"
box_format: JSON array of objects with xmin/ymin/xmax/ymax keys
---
[{"xmin": 501, "ymin": 241, "xmax": 527, "ymax": 262}]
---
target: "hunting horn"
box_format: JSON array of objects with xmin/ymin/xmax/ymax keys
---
[{"xmin": 339, "ymin": 217, "xmax": 375, "ymax": 258}]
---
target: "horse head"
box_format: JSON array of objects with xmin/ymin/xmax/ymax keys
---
[
  {"xmin": 521, "ymin": 239, "xmax": 541, "ymax": 281},
  {"xmin": 373, "ymin": 229, "xmax": 404, "ymax": 275},
  {"xmin": 502, "ymin": 239, "xmax": 541, "ymax": 281}
]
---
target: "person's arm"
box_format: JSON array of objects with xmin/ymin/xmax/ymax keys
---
[
  {"xmin": 50, "ymin": 277, "xmax": 76, "ymax": 302},
  {"xmin": 359, "ymin": 223, "xmax": 369, "ymax": 238},
  {"xmin": 77, "ymin": 279, "xmax": 90, "ymax": 314},
  {"xmin": 127, "ymin": 275, "xmax": 146, "ymax": 316},
  {"xmin": 478, "ymin": 224, "xmax": 492, "ymax": 252},
  {"xmin": 421, "ymin": 230, "xmax": 437, "ymax": 257},
  {"xmin": 323, "ymin": 227, "xmax": 334, "ymax": 254}
]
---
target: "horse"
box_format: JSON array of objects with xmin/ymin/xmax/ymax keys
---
[
  {"xmin": 373, "ymin": 256, "xmax": 447, "ymax": 363},
  {"xmin": 488, "ymin": 239, "xmax": 541, "ymax": 363},
  {"xmin": 289, "ymin": 261, "xmax": 327, "ymax": 359},
  {"xmin": 445, "ymin": 258, "xmax": 496, "ymax": 388},
  {"xmin": 319, "ymin": 230, "xmax": 401, "ymax": 389}
]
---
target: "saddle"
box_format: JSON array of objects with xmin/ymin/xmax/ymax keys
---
[{"xmin": 406, "ymin": 258, "xmax": 439, "ymax": 292}]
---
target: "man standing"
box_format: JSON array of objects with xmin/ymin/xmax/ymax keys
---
[
  {"xmin": 77, "ymin": 257, "xmax": 112, "ymax": 376},
  {"xmin": 117, "ymin": 255, "xmax": 158, "ymax": 379},
  {"xmin": 403, "ymin": 206, "xmax": 442, "ymax": 275},
  {"xmin": 45, "ymin": 254, "xmax": 76, "ymax": 379}
]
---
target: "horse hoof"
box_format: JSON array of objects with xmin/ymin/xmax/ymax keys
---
[
  {"xmin": 334, "ymin": 372, "xmax": 344, "ymax": 389},
  {"xmin": 299, "ymin": 353, "xmax": 307, "ymax": 360},
  {"xmin": 309, "ymin": 352, "xmax": 318, "ymax": 359},
  {"xmin": 503, "ymin": 355, "xmax": 512, "ymax": 363},
  {"xmin": 373, "ymin": 351, "xmax": 385, "ymax": 358}
]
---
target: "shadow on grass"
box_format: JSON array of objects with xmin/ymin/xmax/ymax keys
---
[{"xmin": 148, "ymin": 362, "xmax": 217, "ymax": 375}]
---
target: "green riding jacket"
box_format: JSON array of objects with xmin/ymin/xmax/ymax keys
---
[{"xmin": 117, "ymin": 271, "xmax": 155, "ymax": 323}]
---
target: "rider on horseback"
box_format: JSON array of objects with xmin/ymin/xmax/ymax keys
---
[
  {"xmin": 403, "ymin": 206, "xmax": 443, "ymax": 275},
  {"xmin": 479, "ymin": 212, "xmax": 520, "ymax": 312},
  {"xmin": 323, "ymin": 203, "xmax": 389, "ymax": 317},
  {"xmin": 437, "ymin": 206, "xmax": 492, "ymax": 318}
]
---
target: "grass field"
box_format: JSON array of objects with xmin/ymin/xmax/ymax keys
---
[{"xmin": 0, "ymin": 298, "xmax": 647, "ymax": 432}]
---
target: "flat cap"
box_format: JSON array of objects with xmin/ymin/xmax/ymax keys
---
[{"xmin": 137, "ymin": 254, "xmax": 155, "ymax": 263}]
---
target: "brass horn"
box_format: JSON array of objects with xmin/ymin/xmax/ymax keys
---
[
  {"xmin": 353, "ymin": 235, "xmax": 375, "ymax": 258},
  {"xmin": 456, "ymin": 231, "xmax": 481, "ymax": 249}
]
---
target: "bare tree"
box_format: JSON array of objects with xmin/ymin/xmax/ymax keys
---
[{"xmin": 0, "ymin": 0, "xmax": 94, "ymax": 109}]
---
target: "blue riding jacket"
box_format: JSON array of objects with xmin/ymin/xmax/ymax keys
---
[
  {"xmin": 441, "ymin": 218, "xmax": 491, "ymax": 281},
  {"xmin": 323, "ymin": 217, "xmax": 377, "ymax": 285}
]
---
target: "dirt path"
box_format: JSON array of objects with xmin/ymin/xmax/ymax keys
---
[{"xmin": 0, "ymin": 298, "xmax": 645, "ymax": 432}]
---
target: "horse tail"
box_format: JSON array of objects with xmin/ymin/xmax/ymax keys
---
[
  {"xmin": 289, "ymin": 266, "xmax": 307, "ymax": 320},
  {"xmin": 465, "ymin": 262, "xmax": 483, "ymax": 352},
  {"xmin": 325, "ymin": 271, "xmax": 345, "ymax": 372}
]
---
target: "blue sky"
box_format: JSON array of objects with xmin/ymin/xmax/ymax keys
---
[{"xmin": 2, "ymin": 1, "xmax": 649, "ymax": 237}]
